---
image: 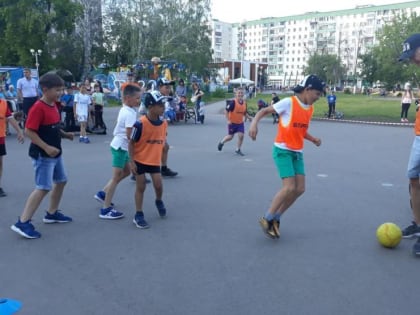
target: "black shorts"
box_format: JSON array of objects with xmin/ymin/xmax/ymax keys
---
[
  {"xmin": 134, "ymin": 161, "xmax": 160, "ymax": 175},
  {"xmin": 0, "ymin": 143, "xmax": 6, "ymax": 156}
]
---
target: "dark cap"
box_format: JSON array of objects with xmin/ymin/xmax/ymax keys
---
[
  {"xmin": 293, "ymin": 74, "xmax": 325, "ymax": 93},
  {"xmin": 143, "ymin": 91, "xmax": 166, "ymax": 108},
  {"xmin": 157, "ymin": 77, "xmax": 175, "ymax": 87},
  {"xmin": 399, "ymin": 34, "xmax": 420, "ymax": 61}
]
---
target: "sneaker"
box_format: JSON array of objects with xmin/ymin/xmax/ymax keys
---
[
  {"xmin": 11, "ymin": 219, "xmax": 41, "ymax": 239},
  {"xmin": 43, "ymin": 210, "xmax": 73, "ymax": 223},
  {"xmin": 259, "ymin": 217, "xmax": 277, "ymax": 239},
  {"xmin": 272, "ymin": 220, "xmax": 280, "ymax": 238},
  {"xmin": 84, "ymin": 137, "xmax": 90, "ymax": 143},
  {"xmin": 401, "ymin": 118, "xmax": 405, "ymax": 123},
  {"xmin": 99, "ymin": 207, "xmax": 124, "ymax": 220},
  {"xmin": 235, "ymin": 149, "xmax": 245, "ymax": 156},
  {"xmin": 133, "ymin": 212, "xmax": 150, "ymax": 229},
  {"xmin": 79, "ymin": 137, "xmax": 84, "ymax": 142},
  {"xmin": 402, "ymin": 221, "xmax": 420, "ymax": 238},
  {"xmin": 217, "ymin": 142, "xmax": 224, "ymax": 151},
  {"xmin": 161, "ymin": 167, "xmax": 178, "ymax": 177},
  {"xmin": 94, "ymin": 191, "xmax": 114, "ymax": 207},
  {"xmin": 155, "ymin": 200, "xmax": 167, "ymax": 218},
  {"xmin": 413, "ymin": 237, "xmax": 420, "ymax": 257},
  {"xmin": 0, "ymin": 187, "xmax": 6, "ymax": 197}
]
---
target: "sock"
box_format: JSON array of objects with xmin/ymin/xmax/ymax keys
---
[
  {"xmin": 274, "ymin": 213, "xmax": 281, "ymax": 221},
  {"xmin": 264, "ymin": 212, "xmax": 274, "ymax": 221}
]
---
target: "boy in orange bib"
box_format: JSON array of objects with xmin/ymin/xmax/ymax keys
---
[
  {"xmin": 129, "ymin": 91, "xmax": 168, "ymax": 229},
  {"xmin": 249, "ymin": 75, "xmax": 325, "ymax": 239}
]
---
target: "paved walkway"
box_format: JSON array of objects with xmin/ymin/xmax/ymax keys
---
[{"xmin": 1, "ymin": 101, "xmax": 418, "ymax": 315}]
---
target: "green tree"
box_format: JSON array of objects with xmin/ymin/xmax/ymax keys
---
[
  {"xmin": 304, "ymin": 53, "xmax": 346, "ymax": 87},
  {"xmin": 368, "ymin": 12, "xmax": 420, "ymax": 89},
  {"xmin": 0, "ymin": 0, "xmax": 81, "ymax": 73}
]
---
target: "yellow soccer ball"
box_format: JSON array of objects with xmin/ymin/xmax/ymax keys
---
[{"xmin": 376, "ymin": 222, "xmax": 402, "ymax": 248}]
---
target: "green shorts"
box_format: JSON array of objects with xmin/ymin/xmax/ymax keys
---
[
  {"xmin": 272, "ymin": 146, "xmax": 305, "ymax": 178},
  {"xmin": 111, "ymin": 147, "xmax": 129, "ymax": 169}
]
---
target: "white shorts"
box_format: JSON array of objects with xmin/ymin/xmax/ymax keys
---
[{"xmin": 77, "ymin": 115, "xmax": 87, "ymax": 123}]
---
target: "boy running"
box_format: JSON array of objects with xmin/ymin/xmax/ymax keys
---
[
  {"xmin": 249, "ymin": 74, "xmax": 325, "ymax": 239},
  {"xmin": 94, "ymin": 84, "xmax": 141, "ymax": 219},
  {"xmin": 11, "ymin": 73, "xmax": 74, "ymax": 239}
]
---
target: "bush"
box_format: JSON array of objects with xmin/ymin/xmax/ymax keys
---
[
  {"xmin": 212, "ymin": 88, "xmax": 226, "ymax": 98},
  {"xmin": 344, "ymin": 88, "xmax": 352, "ymax": 94}
]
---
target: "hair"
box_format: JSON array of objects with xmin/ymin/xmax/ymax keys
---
[
  {"xmin": 39, "ymin": 73, "xmax": 65, "ymax": 89},
  {"xmin": 123, "ymin": 83, "xmax": 141, "ymax": 97},
  {"xmin": 179, "ymin": 79, "xmax": 184, "ymax": 85}
]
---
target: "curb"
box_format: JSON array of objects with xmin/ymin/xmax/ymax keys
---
[{"xmin": 313, "ymin": 117, "xmax": 414, "ymax": 127}]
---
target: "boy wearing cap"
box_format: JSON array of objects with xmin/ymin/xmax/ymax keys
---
[
  {"xmin": 157, "ymin": 78, "xmax": 178, "ymax": 177},
  {"xmin": 398, "ymin": 33, "xmax": 420, "ymax": 256},
  {"xmin": 129, "ymin": 91, "xmax": 169, "ymax": 229},
  {"xmin": 248, "ymin": 74, "xmax": 324, "ymax": 239}
]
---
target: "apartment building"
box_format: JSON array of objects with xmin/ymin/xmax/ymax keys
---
[{"xmin": 210, "ymin": 0, "xmax": 420, "ymax": 86}]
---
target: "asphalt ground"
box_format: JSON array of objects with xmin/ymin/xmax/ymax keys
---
[{"xmin": 1, "ymin": 101, "xmax": 419, "ymax": 315}]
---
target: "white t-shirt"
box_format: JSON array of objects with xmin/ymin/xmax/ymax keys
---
[
  {"xmin": 74, "ymin": 93, "xmax": 92, "ymax": 116},
  {"xmin": 272, "ymin": 96, "xmax": 311, "ymax": 151},
  {"xmin": 17, "ymin": 77, "xmax": 38, "ymax": 98},
  {"xmin": 110, "ymin": 105, "xmax": 137, "ymax": 151}
]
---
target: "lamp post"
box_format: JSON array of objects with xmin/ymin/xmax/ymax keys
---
[
  {"xmin": 240, "ymin": 21, "xmax": 246, "ymax": 87},
  {"xmin": 30, "ymin": 49, "xmax": 42, "ymax": 77}
]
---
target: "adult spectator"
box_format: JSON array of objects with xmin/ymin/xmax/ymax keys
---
[
  {"xmin": 175, "ymin": 79, "xmax": 187, "ymax": 97},
  {"xmin": 17, "ymin": 68, "xmax": 39, "ymax": 118}
]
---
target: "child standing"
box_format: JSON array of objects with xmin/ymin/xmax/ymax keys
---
[
  {"xmin": 11, "ymin": 73, "xmax": 74, "ymax": 239},
  {"xmin": 0, "ymin": 99, "xmax": 24, "ymax": 197},
  {"xmin": 74, "ymin": 85, "xmax": 91, "ymax": 143},
  {"xmin": 128, "ymin": 91, "xmax": 168, "ymax": 229},
  {"xmin": 94, "ymin": 84, "xmax": 141, "ymax": 219},
  {"xmin": 92, "ymin": 83, "xmax": 106, "ymax": 132},
  {"xmin": 249, "ymin": 74, "xmax": 324, "ymax": 239}
]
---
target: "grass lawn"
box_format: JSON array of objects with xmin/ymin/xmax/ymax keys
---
[
  {"xmin": 108, "ymin": 91, "xmax": 416, "ymax": 123},
  {"xmin": 245, "ymin": 92, "xmax": 416, "ymax": 123}
]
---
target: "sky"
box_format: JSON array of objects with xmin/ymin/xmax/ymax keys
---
[{"xmin": 211, "ymin": 0, "xmax": 414, "ymax": 23}]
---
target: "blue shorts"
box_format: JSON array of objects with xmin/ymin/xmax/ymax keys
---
[
  {"xmin": 272, "ymin": 146, "xmax": 305, "ymax": 178},
  {"xmin": 407, "ymin": 136, "xmax": 420, "ymax": 179},
  {"xmin": 228, "ymin": 123, "xmax": 245, "ymax": 135},
  {"xmin": 31, "ymin": 156, "xmax": 67, "ymax": 190}
]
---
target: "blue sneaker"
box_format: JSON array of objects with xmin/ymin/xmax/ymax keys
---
[
  {"xmin": 79, "ymin": 137, "xmax": 84, "ymax": 143},
  {"xmin": 84, "ymin": 137, "xmax": 90, "ymax": 143},
  {"xmin": 94, "ymin": 191, "xmax": 114, "ymax": 207},
  {"xmin": 133, "ymin": 211, "xmax": 150, "ymax": 229},
  {"xmin": 155, "ymin": 200, "xmax": 166, "ymax": 218},
  {"xmin": 413, "ymin": 238, "xmax": 420, "ymax": 257},
  {"xmin": 99, "ymin": 207, "xmax": 124, "ymax": 220},
  {"xmin": 11, "ymin": 219, "xmax": 41, "ymax": 239},
  {"xmin": 43, "ymin": 210, "xmax": 73, "ymax": 223}
]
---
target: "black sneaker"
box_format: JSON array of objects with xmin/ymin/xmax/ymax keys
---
[
  {"xmin": 235, "ymin": 149, "xmax": 245, "ymax": 156},
  {"xmin": 259, "ymin": 217, "xmax": 277, "ymax": 239},
  {"xmin": 402, "ymin": 221, "xmax": 420, "ymax": 238},
  {"xmin": 217, "ymin": 142, "xmax": 224, "ymax": 151},
  {"xmin": 0, "ymin": 187, "xmax": 6, "ymax": 197},
  {"xmin": 412, "ymin": 237, "xmax": 420, "ymax": 257},
  {"xmin": 161, "ymin": 167, "xmax": 178, "ymax": 177}
]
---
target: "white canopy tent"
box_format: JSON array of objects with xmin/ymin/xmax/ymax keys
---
[{"xmin": 229, "ymin": 78, "xmax": 255, "ymax": 85}]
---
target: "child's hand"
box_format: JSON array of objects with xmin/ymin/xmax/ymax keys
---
[
  {"xmin": 46, "ymin": 145, "xmax": 61, "ymax": 157},
  {"xmin": 66, "ymin": 132, "xmax": 74, "ymax": 141},
  {"xmin": 313, "ymin": 138, "xmax": 321, "ymax": 146}
]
